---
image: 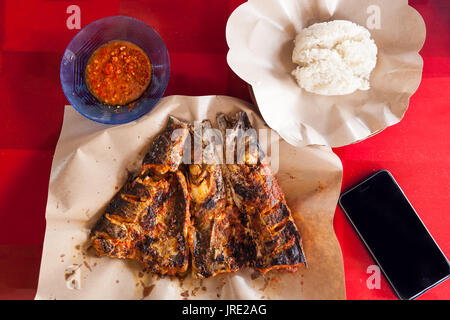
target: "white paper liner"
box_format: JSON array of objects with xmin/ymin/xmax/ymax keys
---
[
  {"xmin": 226, "ymin": 0, "xmax": 426, "ymax": 147},
  {"xmin": 35, "ymin": 95, "xmax": 345, "ymax": 299}
]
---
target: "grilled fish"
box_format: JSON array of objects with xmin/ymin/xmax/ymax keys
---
[
  {"xmin": 217, "ymin": 112, "xmax": 306, "ymax": 274},
  {"xmin": 141, "ymin": 116, "xmax": 190, "ymax": 176},
  {"xmin": 187, "ymin": 121, "xmax": 242, "ymax": 278},
  {"xmin": 91, "ymin": 113, "xmax": 305, "ymax": 278},
  {"xmin": 90, "ymin": 116, "xmax": 191, "ymax": 276}
]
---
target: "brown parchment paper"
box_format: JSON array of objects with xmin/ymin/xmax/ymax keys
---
[
  {"xmin": 35, "ymin": 95, "xmax": 345, "ymax": 300},
  {"xmin": 226, "ymin": 0, "xmax": 426, "ymax": 147}
]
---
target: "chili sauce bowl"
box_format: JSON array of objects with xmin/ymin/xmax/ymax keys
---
[{"xmin": 60, "ymin": 16, "xmax": 170, "ymax": 125}]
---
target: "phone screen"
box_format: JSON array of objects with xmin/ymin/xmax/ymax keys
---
[{"xmin": 339, "ymin": 170, "xmax": 449, "ymax": 299}]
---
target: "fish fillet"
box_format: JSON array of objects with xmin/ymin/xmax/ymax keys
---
[
  {"xmin": 187, "ymin": 121, "xmax": 242, "ymax": 278},
  {"xmin": 90, "ymin": 116, "xmax": 191, "ymax": 276},
  {"xmin": 217, "ymin": 112, "xmax": 306, "ymax": 273}
]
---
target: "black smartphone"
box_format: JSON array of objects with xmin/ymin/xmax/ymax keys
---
[{"xmin": 339, "ymin": 170, "xmax": 449, "ymax": 300}]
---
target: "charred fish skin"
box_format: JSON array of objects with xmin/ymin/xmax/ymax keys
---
[
  {"xmin": 135, "ymin": 170, "xmax": 190, "ymax": 276},
  {"xmin": 217, "ymin": 112, "xmax": 306, "ymax": 273},
  {"xmin": 142, "ymin": 116, "xmax": 190, "ymax": 176},
  {"xmin": 90, "ymin": 175, "xmax": 169, "ymax": 260},
  {"xmin": 187, "ymin": 121, "xmax": 241, "ymax": 278},
  {"xmin": 90, "ymin": 116, "xmax": 191, "ymax": 276},
  {"xmin": 216, "ymin": 113, "xmax": 256, "ymax": 265}
]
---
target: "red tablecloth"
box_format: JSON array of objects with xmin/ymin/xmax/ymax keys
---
[{"xmin": 0, "ymin": 0, "xmax": 448, "ymax": 300}]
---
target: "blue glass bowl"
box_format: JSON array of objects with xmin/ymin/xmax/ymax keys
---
[{"xmin": 60, "ymin": 16, "xmax": 170, "ymax": 124}]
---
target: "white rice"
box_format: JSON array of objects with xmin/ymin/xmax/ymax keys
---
[{"xmin": 292, "ymin": 20, "xmax": 378, "ymax": 95}]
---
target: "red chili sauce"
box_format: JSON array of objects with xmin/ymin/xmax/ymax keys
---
[{"xmin": 85, "ymin": 40, "xmax": 152, "ymax": 106}]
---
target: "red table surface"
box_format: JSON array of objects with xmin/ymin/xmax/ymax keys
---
[{"xmin": 0, "ymin": 0, "xmax": 448, "ymax": 300}]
